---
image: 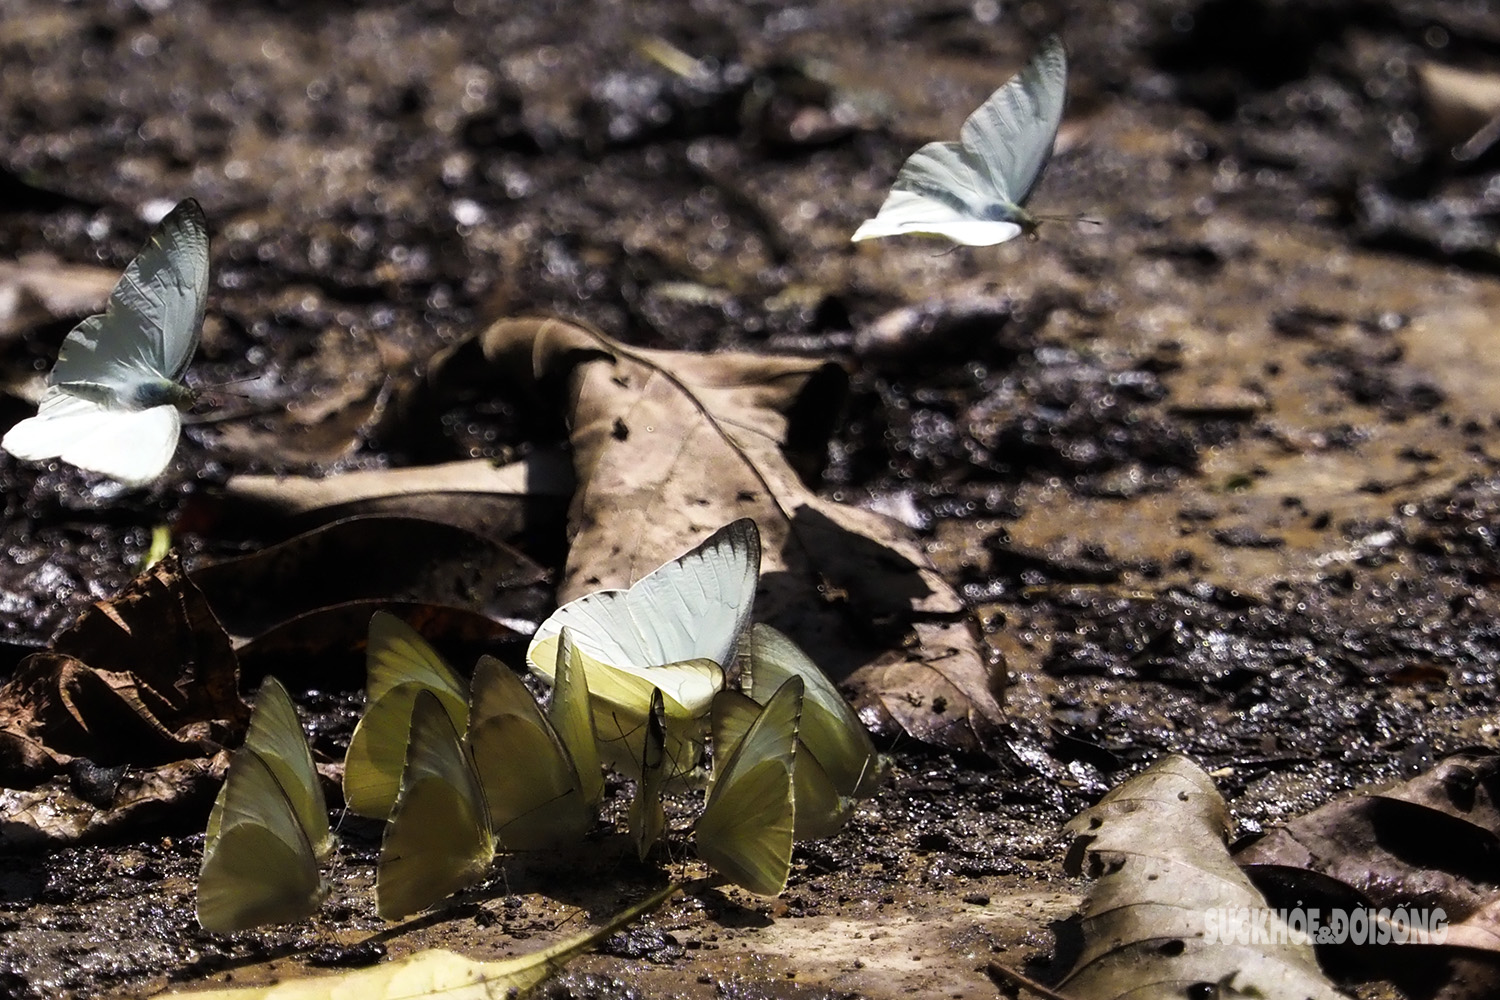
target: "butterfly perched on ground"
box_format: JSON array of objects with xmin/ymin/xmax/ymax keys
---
[
  {"xmin": 695, "ymin": 676, "xmax": 804, "ymax": 896},
  {"xmin": 197, "ymin": 676, "xmax": 335, "ymax": 933},
  {"xmin": 3, "ymin": 199, "xmax": 209, "ymax": 485},
  {"xmin": 851, "ymin": 35, "xmax": 1068, "ymax": 246},
  {"xmin": 527, "ymin": 518, "xmax": 761, "ymax": 784}
]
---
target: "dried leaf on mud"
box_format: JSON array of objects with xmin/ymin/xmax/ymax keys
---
[
  {"xmin": 1238, "ymin": 750, "xmax": 1500, "ymax": 998},
  {"xmin": 159, "ymin": 882, "xmax": 679, "ymax": 999},
  {"xmin": 1053, "ymin": 755, "xmax": 1348, "ymax": 1000},
  {"xmin": 481, "ymin": 316, "xmax": 1001, "ymax": 753},
  {"xmin": 210, "ymin": 452, "xmax": 573, "ymax": 545},
  {"xmin": 189, "ymin": 515, "xmax": 548, "ymax": 680},
  {"xmin": 0, "ymin": 554, "xmax": 244, "ymax": 780},
  {"xmin": 0, "ymin": 555, "xmax": 243, "ymax": 842}
]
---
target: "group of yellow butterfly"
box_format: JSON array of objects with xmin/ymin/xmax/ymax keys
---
[{"xmin": 196, "ymin": 518, "xmax": 886, "ymax": 933}]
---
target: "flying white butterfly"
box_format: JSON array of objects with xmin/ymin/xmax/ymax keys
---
[
  {"xmin": 851, "ymin": 35, "xmax": 1068, "ymax": 246},
  {"xmin": 2, "ymin": 198, "xmax": 209, "ymax": 486}
]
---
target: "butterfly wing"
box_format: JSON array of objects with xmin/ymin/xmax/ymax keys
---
[
  {"xmin": 549, "ymin": 628, "xmax": 603, "ymax": 806},
  {"xmin": 238, "ymin": 677, "xmax": 334, "ymax": 862},
  {"xmin": 466, "ymin": 656, "xmax": 593, "ymax": 851},
  {"xmin": 695, "ymin": 677, "xmax": 802, "ymax": 895},
  {"xmin": 52, "ymin": 199, "xmax": 208, "ymax": 393},
  {"xmin": 365, "ymin": 611, "xmax": 469, "ymax": 706},
  {"xmin": 527, "ymin": 518, "xmax": 759, "ymax": 716},
  {"xmin": 344, "ymin": 614, "xmax": 470, "ymax": 819},
  {"xmin": 344, "ymin": 680, "xmax": 468, "ymax": 819},
  {"xmin": 198, "ymin": 750, "xmax": 324, "ymax": 933},
  {"xmin": 748, "ymin": 624, "xmax": 883, "ymax": 800},
  {"xmin": 959, "ymin": 34, "xmax": 1067, "ymax": 207},
  {"xmin": 852, "ymin": 141, "xmax": 1023, "ymax": 245},
  {"xmin": 712, "ymin": 686, "xmax": 849, "ymax": 841},
  {"xmin": 1, "ymin": 389, "xmax": 182, "ymax": 486},
  {"xmin": 623, "ymin": 518, "xmax": 761, "ymax": 672},
  {"xmin": 628, "ymin": 688, "xmax": 669, "ymax": 860},
  {"xmin": 376, "ymin": 692, "xmax": 495, "ymax": 920}
]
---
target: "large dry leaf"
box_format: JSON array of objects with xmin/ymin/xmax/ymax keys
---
[
  {"xmin": 211, "ymin": 452, "xmax": 573, "ymax": 545},
  {"xmin": 189, "ymin": 515, "xmax": 546, "ymax": 684},
  {"xmin": 191, "ymin": 515, "xmax": 551, "ymax": 643},
  {"xmin": 481, "ymin": 316, "xmax": 1001, "ymax": 753},
  {"xmin": 1238, "ymin": 750, "xmax": 1500, "ymax": 999},
  {"xmin": 159, "ymin": 882, "xmax": 679, "ymax": 999},
  {"xmin": 1055, "ymin": 755, "xmax": 1348, "ymax": 999}
]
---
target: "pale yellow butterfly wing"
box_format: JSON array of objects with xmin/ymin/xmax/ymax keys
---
[
  {"xmin": 376, "ymin": 692, "xmax": 495, "ymax": 920},
  {"xmin": 366, "ymin": 610, "xmax": 468, "ymax": 705},
  {"xmin": 466, "ymin": 655, "xmax": 593, "ymax": 851},
  {"xmin": 242, "ymin": 676, "xmax": 333, "ymax": 860},
  {"xmin": 628, "ymin": 688, "xmax": 668, "ymax": 860},
  {"xmin": 695, "ymin": 677, "xmax": 802, "ymax": 895},
  {"xmin": 748, "ymin": 624, "xmax": 883, "ymax": 798},
  {"xmin": 344, "ymin": 613, "xmax": 470, "ymax": 819},
  {"xmin": 198, "ymin": 750, "xmax": 325, "ymax": 932},
  {"xmin": 712, "ymin": 687, "xmax": 848, "ymax": 841},
  {"xmin": 344, "ymin": 679, "xmax": 467, "ymax": 819},
  {"xmin": 549, "ymin": 627, "xmax": 603, "ymax": 806}
]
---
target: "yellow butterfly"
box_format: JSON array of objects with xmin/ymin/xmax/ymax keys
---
[
  {"xmin": 711, "ymin": 685, "xmax": 845, "ymax": 841},
  {"xmin": 695, "ymin": 676, "xmax": 802, "ymax": 896},
  {"xmin": 343, "ymin": 612, "xmax": 469, "ymax": 819},
  {"xmin": 466, "ymin": 629, "xmax": 602, "ymax": 851},
  {"xmin": 375, "ymin": 691, "xmax": 495, "ymax": 920},
  {"xmin": 198, "ymin": 676, "xmax": 334, "ymax": 932},
  {"xmin": 527, "ymin": 519, "xmax": 760, "ymax": 783},
  {"xmin": 746, "ymin": 624, "xmax": 884, "ymax": 800},
  {"xmin": 627, "ymin": 688, "xmax": 669, "ymax": 859}
]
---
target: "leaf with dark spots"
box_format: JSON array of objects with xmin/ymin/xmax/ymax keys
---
[
  {"xmin": 1238, "ymin": 750, "xmax": 1500, "ymax": 999},
  {"xmin": 1026, "ymin": 755, "xmax": 1349, "ymax": 1000},
  {"xmin": 190, "ymin": 515, "xmax": 550, "ymax": 669},
  {"xmin": 479, "ymin": 316, "xmax": 1002, "ymax": 754}
]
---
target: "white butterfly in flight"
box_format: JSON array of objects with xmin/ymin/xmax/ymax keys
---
[
  {"xmin": 851, "ymin": 35, "xmax": 1068, "ymax": 246},
  {"xmin": 2, "ymin": 198, "xmax": 209, "ymax": 486}
]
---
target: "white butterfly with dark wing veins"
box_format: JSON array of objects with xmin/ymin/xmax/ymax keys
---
[
  {"xmin": 852, "ymin": 35, "xmax": 1068, "ymax": 247},
  {"xmin": 2, "ymin": 198, "xmax": 209, "ymax": 486}
]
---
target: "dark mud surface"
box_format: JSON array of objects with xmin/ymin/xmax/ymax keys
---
[{"xmin": 2, "ymin": 1, "xmax": 1500, "ymax": 997}]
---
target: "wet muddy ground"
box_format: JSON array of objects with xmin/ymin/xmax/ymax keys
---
[{"xmin": 2, "ymin": 0, "xmax": 1500, "ymax": 997}]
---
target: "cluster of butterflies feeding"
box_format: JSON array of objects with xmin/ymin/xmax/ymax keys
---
[
  {"xmin": 197, "ymin": 518, "xmax": 886, "ymax": 932},
  {"xmin": 1, "ymin": 35, "xmax": 1070, "ymax": 488}
]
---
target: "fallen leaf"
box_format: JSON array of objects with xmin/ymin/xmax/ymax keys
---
[
  {"xmin": 159, "ymin": 882, "xmax": 679, "ymax": 999},
  {"xmin": 0, "ymin": 555, "xmax": 245, "ymax": 841},
  {"xmin": 481, "ymin": 316, "xmax": 1001, "ymax": 754},
  {"xmin": 191, "ymin": 515, "xmax": 550, "ymax": 642},
  {"xmin": 0, "ymin": 553, "xmax": 245, "ymax": 784},
  {"xmin": 0, "ymin": 755, "xmax": 222, "ymax": 848},
  {"xmin": 207, "ymin": 452, "xmax": 573, "ymax": 546},
  {"xmin": 1049, "ymin": 755, "xmax": 1349, "ymax": 1000},
  {"xmin": 1238, "ymin": 750, "xmax": 1500, "ymax": 999}
]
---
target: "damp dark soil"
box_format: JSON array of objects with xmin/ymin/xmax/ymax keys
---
[{"xmin": 2, "ymin": 1, "xmax": 1499, "ymax": 997}]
